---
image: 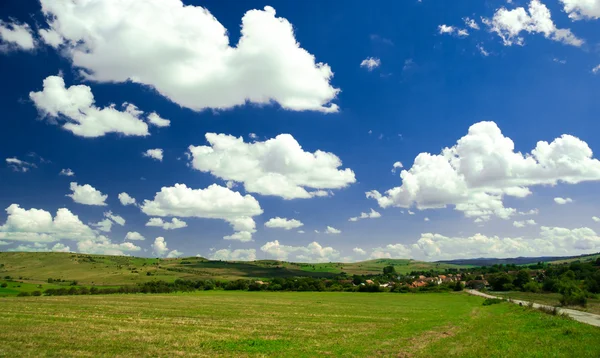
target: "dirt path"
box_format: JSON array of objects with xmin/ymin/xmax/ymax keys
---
[{"xmin": 466, "ymin": 289, "xmax": 600, "ymax": 328}]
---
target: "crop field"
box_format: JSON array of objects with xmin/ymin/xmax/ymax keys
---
[{"xmin": 1, "ymin": 291, "xmax": 599, "ymax": 357}]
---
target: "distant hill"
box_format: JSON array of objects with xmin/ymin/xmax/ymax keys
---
[
  {"xmin": 436, "ymin": 252, "xmax": 600, "ymax": 267},
  {"xmin": 0, "ymin": 252, "xmax": 470, "ymax": 286}
]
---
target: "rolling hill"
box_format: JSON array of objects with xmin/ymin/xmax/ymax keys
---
[{"xmin": 0, "ymin": 252, "xmax": 469, "ymax": 287}]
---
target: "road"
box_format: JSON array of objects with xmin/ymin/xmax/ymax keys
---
[{"xmin": 466, "ymin": 289, "xmax": 600, "ymax": 328}]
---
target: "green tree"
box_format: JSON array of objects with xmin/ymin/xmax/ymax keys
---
[
  {"xmin": 514, "ymin": 270, "xmax": 530, "ymax": 289},
  {"xmin": 383, "ymin": 265, "xmax": 396, "ymax": 276}
]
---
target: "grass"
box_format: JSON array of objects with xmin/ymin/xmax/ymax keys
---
[
  {"xmin": 0, "ymin": 291, "xmax": 598, "ymax": 357},
  {"xmin": 493, "ymin": 291, "xmax": 600, "ymax": 315},
  {"xmin": 0, "ymin": 252, "xmax": 470, "ymax": 288}
]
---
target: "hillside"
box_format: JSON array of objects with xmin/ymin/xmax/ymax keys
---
[
  {"xmin": 436, "ymin": 252, "xmax": 600, "ymax": 267},
  {"xmin": 0, "ymin": 252, "xmax": 468, "ymax": 287}
]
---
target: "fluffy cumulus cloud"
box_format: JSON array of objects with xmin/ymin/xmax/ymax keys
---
[
  {"xmin": 0, "ymin": 20, "xmax": 36, "ymax": 51},
  {"xmin": 6, "ymin": 157, "xmax": 36, "ymax": 172},
  {"xmin": 367, "ymin": 121, "xmax": 600, "ymax": 222},
  {"xmin": 37, "ymin": 0, "xmax": 339, "ymax": 113},
  {"xmin": 560, "ymin": 0, "xmax": 600, "ymax": 20},
  {"xmin": 353, "ymin": 247, "xmax": 367, "ymax": 255},
  {"xmin": 264, "ymin": 217, "xmax": 304, "ymax": 230},
  {"xmin": 77, "ymin": 237, "xmax": 141, "ymax": 256},
  {"xmin": 151, "ymin": 237, "xmax": 181, "ymax": 258},
  {"xmin": 371, "ymin": 226, "xmax": 600, "ymax": 260},
  {"xmin": 211, "ymin": 248, "xmax": 256, "ymax": 261},
  {"xmin": 140, "ymin": 183, "xmax": 262, "ymax": 241},
  {"xmin": 67, "ymin": 182, "xmax": 108, "ymax": 206},
  {"xmin": 118, "ymin": 192, "xmax": 136, "ymax": 206},
  {"xmin": 360, "ymin": 57, "xmax": 381, "ymax": 71},
  {"xmin": 125, "ymin": 232, "xmax": 145, "ymax": 241},
  {"xmin": 143, "ymin": 149, "xmax": 164, "ymax": 162},
  {"xmin": 0, "ymin": 204, "xmax": 96, "ymax": 243},
  {"xmin": 438, "ymin": 25, "xmax": 456, "ymax": 34},
  {"xmin": 188, "ymin": 133, "xmax": 355, "ymax": 200},
  {"xmin": 554, "ymin": 197, "xmax": 573, "ymax": 205},
  {"xmin": 484, "ymin": 0, "xmax": 583, "ymax": 46},
  {"xmin": 92, "ymin": 218, "xmax": 113, "ymax": 233},
  {"xmin": 29, "ymin": 76, "xmax": 155, "ymax": 138},
  {"xmin": 260, "ymin": 240, "xmax": 339, "ymax": 262},
  {"xmin": 8, "ymin": 242, "xmax": 71, "ymax": 253},
  {"xmin": 147, "ymin": 113, "xmax": 170, "ymax": 127},
  {"xmin": 0, "ymin": 204, "xmax": 138, "ymax": 256},
  {"xmin": 325, "ymin": 226, "xmax": 341, "ymax": 234},
  {"xmin": 146, "ymin": 217, "xmax": 187, "ymax": 230},
  {"xmin": 349, "ymin": 208, "xmax": 381, "ymax": 222},
  {"xmin": 593, "ymin": 216, "xmax": 600, "ymax": 222}
]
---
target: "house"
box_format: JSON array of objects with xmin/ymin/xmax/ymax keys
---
[
  {"xmin": 365, "ymin": 279, "xmax": 375, "ymax": 285},
  {"xmin": 410, "ymin": 280, "xmax": 428, "ymax": 288}
]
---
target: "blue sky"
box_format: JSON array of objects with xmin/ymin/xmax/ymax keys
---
[{"xmin": 1, "ymin": 0, "xmax": 600, "ymax": 262}]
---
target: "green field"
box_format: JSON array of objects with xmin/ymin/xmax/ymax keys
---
[
  {"xmin": 0, "ymin": 252, "xmax": 469, "ymax": 290},
  {"xmin": 0, "ymin": 291, "xmax": 598, "ymax": 357}
]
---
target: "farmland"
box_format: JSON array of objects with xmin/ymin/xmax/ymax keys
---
[{"xmin": 1, "ymin": 291, "xmax": 599, "ymax": 357}]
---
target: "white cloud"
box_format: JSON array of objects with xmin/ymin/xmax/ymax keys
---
[
  {"xmin": 152, "ymin": 237, "xmax": 169, "ymax": 257},
  {"xmin": 67, "ymin": 182, "xmax": 107, "ymax": 206},
  {"xmin": 30, "ymin": 76, "xmax": 152, "ymax": 138},
  {"xmin": 211, "ymin": 248, "xmax": 256, "ymax": 261},
  {"xmin": 0, "ymin": 204, "xmax": 96, "ymax": 243},
  {"xmin": 92, "ymin": 218, "xmax": 112, "ymax": 233},
  {"xmin": 0, "ymin": 20, "xmax": 35, "ymax": 51},
  {"xmin": 554, "ymin": 197, "xmax": 573, "ymax": 205},
  {"xmin": 438, "ymin": 24, "xmax": 455, "ymax": 34},
  {"xmin": 367, "ymin": 121, "xmax": 600, "ymax": 222},
  {"xmin": 372, "ymin": 226, "xmax": 600, "ymax": 261},
  {"xmin": 360, "ymin": 57, "xmax": 381, "ymax": 71},
  {"xmin": 143, "ymin": 149, "xmax": 164, "ymax": 162},
  {"xmin": 264, "ymin": 217, "xmax": 304, "ymax": 230},
  {"xmin": 424, "ymin": 217, "xmax": 430, "ymax": 222},
  {"xmin": 260, "ymin": 240, "xmax": 339, "ymax": 262},
  {"xmin": 353, "ymin": 247, "xmax": 367, "ymax": 255},
  {"xmin": 519, "ymin": 209, "xmax": 539, "ymax": 215},
  {"xmin": 140, "ymin": 183, "xmax": 262, "ymax": 241},
  {"xmin": 8, "ymin": 242, "xmax": 71, "ymax": 253},
  {"xmin": 249, "ymin": 133, "xmax": 258, "ymax": 140},
  {"xmin": 166, "ymin": 249, "xmax": 183, "ymax": 258},
  {"xmin": 477, "ymin": 44, "xmax": 490, "ymax": 57},
  {"xmin": 325, "ymin": 226, "xmax": 341, "ymax": 234},
  {"xmin": 59, "ymin": 168, "xmax": 75, "ymax": 176},
  {"xmin": 593, "ymin": 216, "xmax": 600, "ymax": 222},
  {"xmin": 0, "ymin": 241, "xmax": 9, "ymax": 246},
  {"xmin": 457, "ymin": 29, "xmax": 469, "ymax": 37},
  {"xmin": 146, "ymin": 217, "xmax": 187, "ymax": 230},
  {"xmin": 349, "ymin": 208, "xmax": 381, "ymax": 222},
  {"xmin": 118, "ymin": 192, "xmax": 136, "ymax": 206},
  {"xmin": 78, "ymin": 236, "xmax": 141, "ymax": 256},
  {"xmin": 297, "ymin": 230, "xmax": 305, "ymax": 234},
  {"xmin": 6, "ymin": 157, "xmax": 36, "ymax": 172},
  {"xmin": 560, "ymin": 0, "xmax": 600, "ymax": 20},
  {"xmin": 464, "ymin": 17, "xmax": 480, "ymax": 30},
  {"xmin": 484, "ymin": 0, "xmax": 583, "ymax": 47},
  {"xmin": 593, "ymin": 64, "xmax": 600, "ymax": 75},
  {"xmin": 513, "ymin": 219, "xmax": 537, "ymax": 227},
  {"xmin": 391, "ymin": 161, "xmax": 403, "ymax": 173},
  {"xmin": 188, "ymin": 133, "xmax": 355, "ymax": 200},
  {"xmin": 147, "ymin": 113, "xmax": 170, "ymax": 127},
  {"xmin": 125, "ymin": 231, "xmax": 145, "ymax": 241},
  {"xmin": 105, "ymin": 211, "xmax": 125, "ymax": 226},
  {"xmin": 38, "ymin": 1, "xmax": 339, "ymax": 113}
]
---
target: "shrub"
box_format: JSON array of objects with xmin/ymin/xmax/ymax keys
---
[
  {"xmin": 482, "ymin": 298, "xmax": 503, "ymax": 306},
  {"xmin": 31, "ymin": 290, "xmax": 42, "ymax": 296},
  {"xmin": 17, "ymin": 291, "xmax": 30, "ymax": 297},
  {"xmin": 0, "ymin": 283, "xmax": 7, "ymax": 288},
  {"xmin": 560, "ymin": 290, "xmax": 587, "ymax": 307},
  {"xmin": 523, "ymin": 282, "xmax": 541, "ymax": 293},
  {"xmin": 453, "ymin": 281, "xmax": 464, "ymax": 292}
]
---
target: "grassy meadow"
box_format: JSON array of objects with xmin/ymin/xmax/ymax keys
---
[
  {"xmin": 0, "ymin": 291, "xmax": 598, "ymax": 357},
  {"xmin": 493, "ymin": 291, "xmax": 600, "ymax": 315}
]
